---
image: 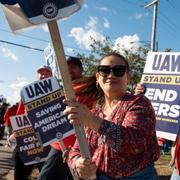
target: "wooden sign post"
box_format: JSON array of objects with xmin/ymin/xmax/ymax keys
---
[{"xmin": 48, "ymin": 20, "xmax": 96, "ymax": 180}]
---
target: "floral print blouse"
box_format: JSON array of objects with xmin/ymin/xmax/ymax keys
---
[{"xmin": 68, "ymin": 93, "xmax": 160, "ymax": 178}]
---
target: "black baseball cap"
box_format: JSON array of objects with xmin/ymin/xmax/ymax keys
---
[{"xmin": 66, "ymin": 56, "xmax": 82, "ymax": 68}]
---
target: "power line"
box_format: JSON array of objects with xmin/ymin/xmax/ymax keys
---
[
  {"xmin": 0, "ymin": 28, "xmax": 49, "ymax": 43},
  {"xmin": 0, "ymin": 27, "xmax": 89, "ymax": 52},
  {"xmin": 0, "ymin": 39, "xmax": 91, "ymax": 56},
  {"xmin": 146, "ymin": 8, "xmax": 180, "ymax": 43},
  {"xmin": 0, "ymin": 39, "xmax": 44, "ymax": 52},
  {"xmin": 158, "ymin": 10, "xmax": 180, "ymax": 35},
  {"xmin": 166, "ymin": 0, "xmax": 180, "ymax": 15}
]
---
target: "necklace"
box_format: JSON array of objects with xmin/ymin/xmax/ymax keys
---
[{"xmin": 101, "ymin": 102, "xmax": 118, "ymax": 119}]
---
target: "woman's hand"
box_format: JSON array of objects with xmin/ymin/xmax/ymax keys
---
[
  {"xmin": 63, "ymin": 99, "xmax": 102, "ymax": 131},
  {"xmin": 64, "ymin": 100, "xmax": 102, "ymax": 131},
  {"xmin": 134, "ymin": 83, "xmax": 146, "ymax": 95},
  {"xmin": 7, "ymin": 133, "xmax": 16, "ymax": 147},
  {"xmin": 75, "ymin": 157, "xmax": 97, "ymax": 179},
  {"xmin": 63, "ymin": 100, "xmax": 93, "ymax": 127}
]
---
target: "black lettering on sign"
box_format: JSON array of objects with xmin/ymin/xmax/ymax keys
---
[
  {"xmin": 25, "ymin": 79, "xmax": 53, "ymax": 98},
  {"xmin": 16, "ymin": 115, "xmax": 31, "ymax": 127}
]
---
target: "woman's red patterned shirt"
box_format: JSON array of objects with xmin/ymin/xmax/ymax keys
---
[{"xmin": 68, "ymin": 93, "xmax": 160, "ymax": 178}]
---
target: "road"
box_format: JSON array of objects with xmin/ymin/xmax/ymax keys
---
[{"xmin": 0, "ymin": 139, "xmax": 14, "ymax": 180}]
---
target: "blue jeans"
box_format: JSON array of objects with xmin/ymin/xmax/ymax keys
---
[
  {"xmin": 170, "ymin": 169, "xmax": 180, "ymax": 180},
  {"xmin": 163, "ymin": 140, "xmax": 170, "ymax": 153},
  {"xmin": 95, "ymin": 164, "xmax": 159, "ymax": 180},
  {"xmin": 38, "ymin": 147, "xmax": 73, "ymax": 180}
]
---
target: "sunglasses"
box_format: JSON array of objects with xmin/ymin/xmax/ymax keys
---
[{"xmin": 98, "ymin": 65, "xmax": 126, "ymax": 77}]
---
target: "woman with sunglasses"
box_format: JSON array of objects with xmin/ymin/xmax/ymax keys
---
[{"xmin": 64, "ymin": 52, "xmax": 160, "ymax": 180}]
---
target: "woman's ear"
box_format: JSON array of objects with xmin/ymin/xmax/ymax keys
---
[
  {"xmin": 96, "ymin": 72, "xmax": 99, "ymax": 81},
  {"xmin": 127, "ymin": 72, "xmax": 131, "ymax": 83}
]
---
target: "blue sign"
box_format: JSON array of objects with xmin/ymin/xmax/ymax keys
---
[
  {"xmin": 10, "ymin": 114, "xmax": 50, "ymax": 165},
  {"xmin": 141, "ymin": 52, "xmax": 180, "ymax": 141},
  {"xmin": 20, "ymin": 77, "xmax": 75, "ymax": 146}
]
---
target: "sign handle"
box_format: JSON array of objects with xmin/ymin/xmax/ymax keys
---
[{"xmin": 47, "ymin": 20, "xmax": 96, "ymax": 180}]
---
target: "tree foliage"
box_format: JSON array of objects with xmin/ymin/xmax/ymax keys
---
[{"xmin": 76, "ymin": 36, "xmax": 151, "ymax": 93}]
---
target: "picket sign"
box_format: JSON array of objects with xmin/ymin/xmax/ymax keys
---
[{"xmin": 47, "ymin": 20, "xmax": 96, "ymax": 180}]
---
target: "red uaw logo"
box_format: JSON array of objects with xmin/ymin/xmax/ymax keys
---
[{"xmin": 43, "ymin": 2, "xmax": 58, "ymax": 19}]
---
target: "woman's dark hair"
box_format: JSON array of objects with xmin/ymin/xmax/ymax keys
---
[{"xmin": 99, "ymin": 52, "xmax": 130, "ymax": 73}]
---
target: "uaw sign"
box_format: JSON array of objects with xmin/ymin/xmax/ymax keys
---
[
  {"xmin": 10, "ymin": 114, "xmax": 50, "ymax": 165},
  {"xmin": 44, "ymin": 44, "xmax": 61, "ymax": 81},
  {"xmin": 141, "ymin": 52, "xmax": 180, "ymax": 141},
  {"xmin": 0, "ymin": 0, "xmax": 84, "ymax": 25},
  {"xmin": 20, "ymin": 77, "xmax": 75, "ymax": 146}
]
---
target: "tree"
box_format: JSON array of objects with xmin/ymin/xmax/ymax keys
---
[{"xmin": 76, "ymin": 36, "xmax": 150, "ymax": 93}]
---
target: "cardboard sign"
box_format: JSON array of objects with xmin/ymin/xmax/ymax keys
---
[
  {"xmin": 0, "ymin": 0, "xmax": 83, "ymax": 25},
  {"xmin": 141, "ymin": 52, "xmax": 180, "ymax": 141},
  {"xmin": 10, "ymin": 114, "xmax": 50, "ymax": 165},
  {"xmin": 20, "ymin": 77, "xmax": 75, "ymax": 146}
]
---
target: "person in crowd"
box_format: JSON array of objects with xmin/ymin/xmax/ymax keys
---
[
  {"xmin": 8, "ymin": 65, "xmax": 52, "ymax": 180},
  {"xmin": 0, "ymin": 99, "xmax": 9, "ymax": 145},
  {"xmin": 163, "ymin": 139, "xmax": 171, "ymax": 154},
  {"xmin": 64, "ymin": 52, "xmax": 160, "ymax": 180},
  {"xmin": 4, "ymin": 102, "xmax": 19, "ymax": 140}
]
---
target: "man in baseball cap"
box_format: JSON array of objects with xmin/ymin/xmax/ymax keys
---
[{"xmin": 37, "ymin": 65, "xmax": 52, "ymax": 80}]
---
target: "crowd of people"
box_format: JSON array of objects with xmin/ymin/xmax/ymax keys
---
[{"xmin": 0, "ymin": 52, "xmax": 179, "ymax": 180}]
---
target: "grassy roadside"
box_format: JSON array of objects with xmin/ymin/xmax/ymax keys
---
[{"xmin": 155, "ymin": 152, "xmax": 173, "ymax": 180}]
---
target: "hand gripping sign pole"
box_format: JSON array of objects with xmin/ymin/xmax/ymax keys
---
[{"xmin": 47, "ymin": 20, "xmax": 96, "ymax": 180}]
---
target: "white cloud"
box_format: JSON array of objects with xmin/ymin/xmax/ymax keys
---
[
  {"xmin": 69, "ymin": 16, "xmax": 105, "ymax": 50},
  {"xmin": 129, "ymin": 12, "xmax": 149, "ymax": 20},
  {"xmin": 103, "ymin": 18, "xmax": 110, "ymax": 29},
  {"xmin": 69, "ymin": 17, "xmax": 140, "ymax": 53},
  {"xmin": 95, "ymin": 6, "xmax": 108, "ymax": 11},
  {"xmin": 0, "ymin": 46, "xmax": 19, "ymax": 61},
  {"xmin": 69, "ymin": 27, "xmax": 105, "ymax": 50},
  {"xmin": 85, "ymin": 16, "xmax": 98, "ymax": 30},
  {"xmin": 135, "ymin": 12, "xmax": 149, "ymax": 19},
  {"xmin": 39, "ymin": 24, "xmax": 49, "ymax": 32},
  {"xmin": 66, "ymin": 47, "xmax": 75, "ymax": 53},
  {"xmin": 113, "ymin": 34, "xmax": 140, "ymax": 54},
  {"xmin": 8, "ymin": 77, "xmax": 29, "ymax": 104}
]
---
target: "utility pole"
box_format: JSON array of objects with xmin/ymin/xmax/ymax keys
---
[{"xmin": 144, "ymin": 0, "xmax": 159, "ymax": 52}]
